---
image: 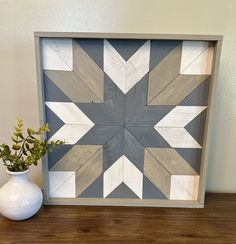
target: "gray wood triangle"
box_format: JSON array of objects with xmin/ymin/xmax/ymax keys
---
[
  {"xmin": 124, "ymin": 129, "xmax": 144, "ymax": 172},
  {"xmin": 150, "ymin": 40, "xmax": 182, "ymax": 71},
  {"xmin": 78, "ymin": 175, "xmax": 103, "ymax": 198},
  {"xmin": 175, "ymin": 148, "xmax": 202, "ymax": 174},
  {"xmin": 44, "ymin": 73, "xmax": 71, "ymax": 102},
  {"xmin": 179, "ymin": 77, "xmax": 210, "ymax": 106},
  {"xmin": 76, "ymin": 39, "xmax": 104, "ymax": 69},
  {"xmin": 125, "ymin": 74, "xmax": 148, "ymax": 123},
  {"xmin": 45, "ymin": 106, "xmax": 64, "ymax": 140},
  {"xmin": 78, "ymin": 125, "xmax": 122, "ymax": 146},
  {"xmin": 126, "ymin": 105, "xmax": 175, "ymax": 126},
  {"xmin": 103, "ymin": 128, "xmax": 124, "ymax": 171},
  {"xmin": 107, "ymin": 39, "xmax": 147, "ymax": 61},
  {"xmin": 185, "ymin": 110, "xmax": 207, "ymax": 147},
  {"xmin": 104, "ymin": 74, "xmax": 125, "ymax": 125},
  {"xmin": 143, "ymin": 176, "xmax": 167, "ymax": 199},
  {"xmin": 126, "ymin": 126, "xmax": 170, "ymax": 148},
  {"xmin": 106, "ymin": 182, "xmax": 139, "ymax": 199},
  {"xmin": 77, "ymin": 103, "xmax": 120, "ymax": 125},
  {"xmin": 48, "ymin": 145, "xmax": 73, "ymax": 170}
]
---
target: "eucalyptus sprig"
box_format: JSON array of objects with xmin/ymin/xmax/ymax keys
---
[{"xmin": 0, "ymin": 119, "xmax": 64, "ymax": 172}]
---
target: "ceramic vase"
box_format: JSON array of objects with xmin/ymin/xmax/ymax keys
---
[{"xmin": 0, "ymin": 169, "xmax": 43, "ymax": 220}]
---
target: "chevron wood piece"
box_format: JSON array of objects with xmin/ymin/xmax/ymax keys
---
[
  {"xmin": 170, "ymin": 175, "xmax": 199, "ymax": 200},
  {"xmin": 126, "ymin": 41, "xmax": 150, "ymax": 92},
  {"xmin": 76, "ymin": 148, "xmax": 103, "ymax": 196},
  {"xmin": 182, "ymin": 46, "xmax": 214, "ymax": 75},
  {"xmin": 180, "ymin": 41, "xmax": 209, "ymax": 73},
  {"xmin": 155, "ymin": 106, "xmax": 207, "ymax": 128},
  {"xmin": 147, "ymin": 148, "xmax": 197, "ymax": 175},
  {"xmin": 51, "ymin": 145, "xmax": 102, "ymax": 171},
  {"xmin": 49, "ymin": 171, "xmax": 76, "ymax": 198},
  {"xmin": 104, "ymin": 40, "xmax": 127, "ymax": 93},
  {"xmin": 155, "ymin": 106, "xmax": 206, "ymax": 147},
  {"xmin": 104, "ymin": 40, "xmax": 150, "ymax": 94},
  {"xmin": 156, "ymin": 127, "xmax": 202, "ymax": 148},
  {"xmin": 73, "ymin": 41, "xmax": 104, "ymax": 102},
  {"xmin": 42, "ymin": 38, "xmax": 73, "ymax": 71},
  {"xmin": 44, "ymin": 71, "xmax": 101, "ymax": 103},
  {"xmin": 149, "ymin": 75, "xmax": 209, "ymax": 105},
  {"xmin": 147, "ymin": 44, "xmax": 182, "ymax": 104},
  {"xmin": 144, "ymin": 149, "xmax": 171, "ymax": 198},
  {"xmin": 48, "ymin": 124, "xmax": 93, "ymax": 145},
  {"xmin": 45, "ymin": 102, "xmax": 94, "ymax": 125},
  {"xmin": 103, "ymin": 155, "xmax": 143, "ymax": 198},
  {"xmin": 103, "ymin": 156, "xmax": 123, "ymax": 198}
]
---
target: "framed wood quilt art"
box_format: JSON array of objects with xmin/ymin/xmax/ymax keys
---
[{"xmin": 35, "ymin": 33, "xmax": 222, "ymax": 207}]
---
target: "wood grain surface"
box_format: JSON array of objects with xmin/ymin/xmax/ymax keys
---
[{"xmin": 0, "ymin": 194, "xmax": 235, "ymax": 243}]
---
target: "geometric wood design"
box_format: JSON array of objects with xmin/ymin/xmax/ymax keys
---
[
  {"xmin": 45, "ymin": 102, "xmax": 94, "ymax": 144},
  {"xmin": 35, "ymin": 33, "xmax": 222, "ymax": 208},
  {"xmin": 103, "ymin": 155, "xmax": 143, "ymax": 199},
  {"xmin": 154, "ymin": 106, "xmax": 207, "ymax": 148},
  {"xmin": 104, "ymin": 40, "xmax": 150, "ymax": 94}
]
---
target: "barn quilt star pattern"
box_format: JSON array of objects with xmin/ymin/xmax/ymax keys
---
[{"xmin": 42, "ymin": 38, "xmax": 214, "ymax": 201}]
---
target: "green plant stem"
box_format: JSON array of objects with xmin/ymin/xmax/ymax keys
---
[{"xmin": 17, "ymin": 135, "xmax": 30, "ymax": 159}]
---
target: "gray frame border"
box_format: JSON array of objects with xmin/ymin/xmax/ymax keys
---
[{"xmin": 35, "ymin": 32, "xmax": 222, "ymax": 208}]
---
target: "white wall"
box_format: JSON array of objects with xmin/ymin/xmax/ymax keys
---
[{"xmin": 0, "ymin": 0, "xmax": 235, "ymax": 192}]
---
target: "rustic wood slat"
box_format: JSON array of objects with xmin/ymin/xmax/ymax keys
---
[
  {"xmin": 73, "ymin": 41, "xmax": 104, "ymax": 102},
  {"xmin": 76, "ymin": 148, "xmax": 103, "ymax": 196},
  {"xmin": 144, "ymin": 149, "xmax": 171, "ymax": 198},
  {"xmin": 51, "ymin": 145, "xmax": 102, "ymax": 171},
  {"xmin": 147, "ymin": 148, "xmax": 197, "ymax": 175},
  {"xmin": 45, "ymin": 70, "xmax": 102, "ymax": 103},
  {"xmin": 147, "ymin": 44, "xmax": 182, "ymax": 104},
  {"xmin": 149, "ymin": 74, "xmax": 209, "ymax": 105}
]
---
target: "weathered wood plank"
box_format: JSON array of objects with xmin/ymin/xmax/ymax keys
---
[
  {"xmin": 76, "ymin": 148, "xmax": 103, "ymax": 196},
  {"xmin": 73, "ymin": 41, "xmax": 104, "ymax": 101}
]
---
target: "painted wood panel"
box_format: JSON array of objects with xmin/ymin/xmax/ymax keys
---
[{"xmin": 36, "ymin": 34, "xmax": 220, "ymax": 207}]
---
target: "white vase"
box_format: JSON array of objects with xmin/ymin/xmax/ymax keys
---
[{"xmin": 0, "ymin": 169, "xmax": 43, "ymax": 221}]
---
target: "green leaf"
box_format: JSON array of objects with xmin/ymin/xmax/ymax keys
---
[
  {"xmin": 22, "ymin": 147, "xmax": 28, "ymax": 156},
  {"xmin": 26, "ymin": 138, "xmax": 34, "ymax": 144},
  {"xmin": 27, "ymin": 128, "xmax": 36, "ymax": 136},
  {"xmin": 14, "ymin": 132, "xmax": 20, "ymax": 137},
  {"xmin": 11, "ymin": 137, "xmax": 18, "ymax": 143},
  {"xmin": 12, "ymin": 144, "xmax": 21, "ymax": 150},
  {"xmin": 25, "ymin": 143, "xmax": 30, "ymax": 150},
  {"xmin": 18, "ymin": 133, "xmax": 24, "ymax": 139}
]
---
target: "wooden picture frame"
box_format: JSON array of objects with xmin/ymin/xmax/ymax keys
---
[{"xmin": 35, "ymin": 32, "xmax": 222, "ymax": 208}]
